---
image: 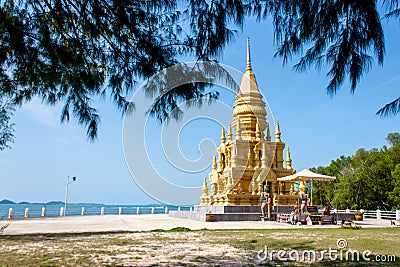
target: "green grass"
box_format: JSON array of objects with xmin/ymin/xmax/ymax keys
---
[
  {"xmin": 202, "ymin": 228, "xmax": 400, "ymax": 255},
  {"xmin": 0, "ymin": 228, "xmax": 398, "ymax": 266},
  {"xmin": 150, "ymin": 227, "xmax": 192, "ymax": 232}
]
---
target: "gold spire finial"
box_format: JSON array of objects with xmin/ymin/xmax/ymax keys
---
[
  {"xmin": 286, "ymin": 146, "xmax": 292, "ymax": 170},
  {"xmin": 220, "ymin": 126, "xmax": 226, "ymax": 143},
  {"xmin": 202, "ymin": 177, "xmax": 209, "ymax": 195},
  {"xmin": 266, "ymin": 123, "xmax": 271, "ymax": 141},
  {"xmin": 228, "ymin": 122, "xmax": 232, "ymax": 142},
  {"xmin": 212, "ymin": 154, "xmax": 217, "ymax": 170},
  {"xmin": 275, "ymin": 120, "xmax": 281, "ymax": 142},
  {"xmin": 246, "ymin": 38, "xmax": 252, "ymax": 71}
]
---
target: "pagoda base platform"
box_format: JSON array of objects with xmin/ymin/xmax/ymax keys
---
[
  {"xmin": 169, "ymin": 205, "xmax": 356, "ymax": 222},
  {"xmin": 169, "ymin": 205, "xmax": 293, "ymax": 222}
]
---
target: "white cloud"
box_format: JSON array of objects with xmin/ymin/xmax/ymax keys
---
[
  {"xmin": 23, "ymin": 98, "xmax": 60, "ymax": 129},
  {"xmin": 375, "ymin": 73, "xmax": 400, "ymax": 90}
]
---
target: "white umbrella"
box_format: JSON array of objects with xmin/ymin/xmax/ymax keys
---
[{"xmin": 277, "ymin": 168, "xmax": 336, "ymax": 182}]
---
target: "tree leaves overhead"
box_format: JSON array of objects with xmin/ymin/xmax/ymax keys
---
[
  {"xmin": 250, "ymin": 0, "xmax": 399, "ymax": 116},
  {"xmin": 0, "ymin": 0, "xmax": 244, "ymax": 146},
  {"xmin": 378, "ymin": 0, "xmax": 400, "ymax": 117},
  {"xmin": 1, "ymin": 0, "xmax": 399, "ymax": 149},
  {"xmin": 250, "ymin": 0, "xmax": 385, "ymax": 95},
  {"xmin": 0, "ymin": 98, "xmax": 14, "ymax": 151}
]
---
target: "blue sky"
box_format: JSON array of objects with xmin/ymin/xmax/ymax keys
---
[{"xmin": 0, "ymin": 17, "xmax": 399, "ymax": 205}]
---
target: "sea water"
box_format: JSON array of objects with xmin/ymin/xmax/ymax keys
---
[{"xmin": 0, "ymin": 203, "xmax": 192, "ymax": 219}]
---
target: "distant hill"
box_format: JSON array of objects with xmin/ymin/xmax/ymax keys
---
[
  {"xmin": 45, "ymin": 201, "xmax": 64, "ymax": 205},
  {"xmin": 18, "ymin": 201, "xmax": 30, "ymax": 204},
  {"xmin": 0, "ymin": 199, "xmax": 15, "ymax": 204}
]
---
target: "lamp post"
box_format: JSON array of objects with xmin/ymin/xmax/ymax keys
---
[
  {"xmin": 64, "ymin": 176, "xmax": 77, "ymax": 216},
  {"xmin": 310, "ymin": 180, "xmax": 313, "ymax": 206}
]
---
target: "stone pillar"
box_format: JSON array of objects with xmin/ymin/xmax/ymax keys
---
[
  {"xmin": 231, "ymin": 143, "xmax": 237, "ymax": 167},
  {"xmin": 376, "ymin": 209, "xmax": 381, "ymax": 219},
  {"xmin": 279, "ymin": 182, "xmax": 284, "ymax": 195},
  {"xmin": 261, "ymin": 142, "xmax": 267, "ymax": 168}
]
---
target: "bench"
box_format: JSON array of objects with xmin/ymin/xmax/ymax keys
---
[{"xmin": 306, "ymin": 205, "xmax": 319, "ymax": 215}]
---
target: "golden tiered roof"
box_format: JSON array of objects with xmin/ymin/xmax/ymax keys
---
[{"xmin": 233, "ymin": 39, "xmax": 267, "ymax": 133}]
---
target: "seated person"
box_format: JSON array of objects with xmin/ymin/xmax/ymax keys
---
[
  {"xmin": 294, "ymin": 201, "xmax": 299, "ymax": 216},
  {"xmin": 322, "ymin": 203, "xmax": 331, "ymax": 215},
  {"xmin": 350, "ymin": 221, "xmax": 362, "ymax": 229}
]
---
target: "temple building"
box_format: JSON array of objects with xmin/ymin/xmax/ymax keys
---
[{"xmin": 200, "ymin": 39, "xmax": 298, "ymax": 206}]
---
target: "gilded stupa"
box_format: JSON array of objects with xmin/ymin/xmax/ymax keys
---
[{"xmin": 200, "ymin": 39, "xmax": 298, "ymax": 206}]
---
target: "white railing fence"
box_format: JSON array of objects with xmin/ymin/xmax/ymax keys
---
[
  {"xmin": 3, "ymin": 206, "xmax": 193, "ymax": 220},
  {"xmin": 336, "ymin": 209, "xmax": 398, "ymax": 220}
]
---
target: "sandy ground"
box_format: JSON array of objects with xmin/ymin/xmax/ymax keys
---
[
  {"xmin": 0, "ymin": 214, "xmax": 393, "ymax": 235},
  {"xmin": 0, "ymin": 216, "xmax": 397, "ymax": 266},
  {"xmin": 0, "ymin": 231, "xmax": 261, "ymax": 266}
]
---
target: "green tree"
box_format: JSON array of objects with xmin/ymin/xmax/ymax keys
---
[
  {"xmin": 1, "ymin": 0, "xmax": 242, "ymax": 145},
  {"xmin": 388, "ymin": 164, "xmax": 400, "ymax": 209},
  {"xmin": 0, "ymin": 98, "xmax": 14, "ymax": 150},
  {"xmin": 386, "ymin": 132, "xmax": 400, "ymax": 146},
  {"xmin": 313, "ymin": 133, "xmax": 400, "ymax": 210},
  {"xmin": 311, "ymin": 156, "xmax": 350, "ymax": 207}
]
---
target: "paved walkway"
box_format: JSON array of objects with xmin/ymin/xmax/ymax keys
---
[{"xmin": 0, "ymin": 215, "xmax": 395, "ymax": 235}]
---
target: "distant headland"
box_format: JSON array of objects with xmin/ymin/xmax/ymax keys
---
[
  {"xmin": 0, "ymin": 199, "xmax": 65, "ymax": 205},
  {"xmin": 0, "ymin": 199, "xmax": 105, "ymax": 205}
]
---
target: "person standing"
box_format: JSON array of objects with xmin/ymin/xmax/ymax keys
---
[{"xmin": 261, "ymin": 185, "xmax": 270, "ymax": 218}]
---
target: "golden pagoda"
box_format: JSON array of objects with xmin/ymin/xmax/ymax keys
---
[{"xmin": 200, "ymin": 39, "xmax": 297, "ymax": 206}]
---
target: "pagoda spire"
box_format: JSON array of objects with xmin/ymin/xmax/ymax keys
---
[
  {"xmin": 275, "ymin": 120, "xmax": 281, "ymax": 142},
  {"xmin": 220, "ymin": 126, "xmax": 226, "ymax": 143},
  {"xmin": 286, "ymin": 146, "xmax": 292, "ymax": 170},
  {"xmin": 212, "ymin": 154, "xmax": 217, "ymax": 170},
  {"xmin": 202, "ymin": 177, "xmax": 209, "ymax": 196},
  {"xmin": 266, "ymin": 123, "xmax": 271, "ymax": 141},
  {"xmin": 246, "ymin": 38, "xmax": 252, "ymax": 72},
  {"xmin": 228, "ymin": 122, "xmax": 233, "ymax": 142}
]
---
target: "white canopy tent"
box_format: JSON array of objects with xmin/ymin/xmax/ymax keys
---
[
  {"xmin": 277, "ymin": 168, "xmax": 336, "ymax": 182},
  {"xmin": 277, "ymin": 169, "xmax": 336, "ymax": 206}
]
